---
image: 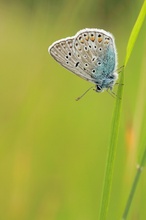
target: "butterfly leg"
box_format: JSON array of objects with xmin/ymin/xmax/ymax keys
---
[
  {"xmin": 107, "ymin": 89, "xmax": 121, "ymax": 100},
  {"xmin": 76, "ymin": 86, "xmax": 94, "ymax": 101}
]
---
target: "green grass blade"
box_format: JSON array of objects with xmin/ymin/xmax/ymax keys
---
[
  {"xmin": 125, "ymin": 0, "xmax": 146, "ymax": 66},
  {"xmin": 122, "ymin": 147, "xmax": 146, "ymax": 220},
  {"xmin": 98, "ymin": 1, "xmax": 146, "ymax": 220},
  {"xmin": 98, "ymin": 64, "xmax": 124, "ymax": 220}
]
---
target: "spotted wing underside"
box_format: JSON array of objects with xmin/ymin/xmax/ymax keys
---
[
  {"xmin": 49, "ymin": 29, "xmax": 117, "ymax": 84},
  {"xmin": 49, "ymin": 37, "xmax": 93, "ymax": 82}
]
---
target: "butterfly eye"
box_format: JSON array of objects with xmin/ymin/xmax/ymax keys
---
[
  {"xmin": 99, "ymin": 47, "xmax": 102, "ymax": 51},
  {"xmin": 96, "ymin": 85, "xmax": 102, "ymax": 92}
]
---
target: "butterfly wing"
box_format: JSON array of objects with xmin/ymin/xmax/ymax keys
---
[
  {"xmin": 49, "ymin": 37, "xmax": 94, "ymax": 82},
  {"xmin": 49, "ymin": 28, "xmax": 117, "ymax": 86},
  {"xmin": 73, "ymin": 29, "xmax": 117, "ymax": 84}
]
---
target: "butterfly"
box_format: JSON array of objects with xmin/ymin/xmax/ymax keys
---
[{"xmin": 48, "ymin": 28, "xmax": 118, "ymax": 98}]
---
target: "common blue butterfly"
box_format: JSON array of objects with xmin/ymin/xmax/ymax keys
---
[{"xmin": 48, "ymin": 28, "xmax": 118, "ymax": 96}]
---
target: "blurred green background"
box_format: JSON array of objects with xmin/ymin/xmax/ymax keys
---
[{"xmin": 0, "ymin": 0, "xmax": 146, "ymax": 219}]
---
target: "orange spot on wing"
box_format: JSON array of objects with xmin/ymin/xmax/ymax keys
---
[
  {"xmin": 85, "ymin": 36, "xmax": 89, "ymax": 41},
  {"xmin": 90, "ymin": 36, "xmax": 95, "ymax": 42},
  {"xmin": 98, "ymin": 37, "xmax": 102, "ymax": 43},
  {"xmin": 104, "ymin": 40, "xmax": 109, "ymax": 44},
  {"xmin": 80, "ymin": 39, "xmax": 84, "ymax": 43}
]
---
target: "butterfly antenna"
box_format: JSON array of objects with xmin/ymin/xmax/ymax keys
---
[{"xmin": 76, "ymin": 86, "xmax": 94, "ymax": 101}]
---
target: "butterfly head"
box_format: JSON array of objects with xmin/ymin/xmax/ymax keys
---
[{"xmin": 95, "ymin": 85, "xmax": 104, "ymax": 93}]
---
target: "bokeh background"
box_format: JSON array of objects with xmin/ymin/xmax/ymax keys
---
[{"xmin": 0, "ymin": 0, "xmax": 146, "ymax": 219}]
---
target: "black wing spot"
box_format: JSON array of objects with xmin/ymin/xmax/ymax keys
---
[{"xmin": 75, "ymin": 62, "xmax": 80, "ymax": 67}]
